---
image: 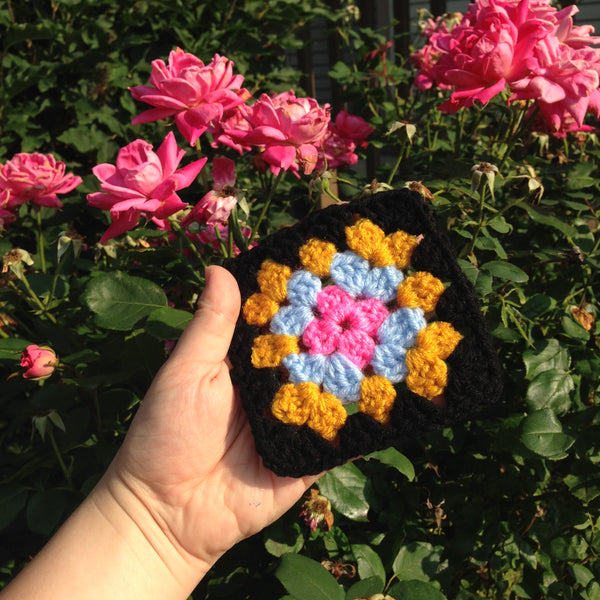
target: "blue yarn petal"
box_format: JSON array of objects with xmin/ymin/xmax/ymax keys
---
[
  {"xmin": 329, "ymin": 252, "xmax": 370, "ymax": 297},
  {"xmin": 362, "ymin": 265, "xmax": 404, "ymax": 302},
  {"xmin": 270, "ymin": 305, "xmax": 314, "ymax": 336},
  {"xmin": 377, "ymin": 307, "xmax": 427, "ymax": 347},
  {"xmin": 322, "ymin": 352, "xmax": 364, "ymax": 403},
  {"xmin": 371, "ymin": 344, "xmax": 408, "ymax": 383},
  {"xmin": 286, "ymin": 270, "xmax": 322, "ymax": 307},
  {"xmin": 282, "ymin": 353, "xmax": 326, "ymax": 385}
]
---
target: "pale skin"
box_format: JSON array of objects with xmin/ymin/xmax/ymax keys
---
[{"xmin": 1, "ymin": 265, "xmax": 318, "ymax": 600}]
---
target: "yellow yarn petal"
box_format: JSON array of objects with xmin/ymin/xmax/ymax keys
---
[
  {"xmin": 307, "ymin": 391, "xmax": 347, "ymax": 441},
  {"xmin": 298, "ymin": 238, "xmax": 337, "ymax": 277},
  {"xmin": 257, "ymin": 259, "xmax": 291, "ymax": 303},
  {"xmin": 271, "ymin": 382, "xmax": 318, "ymax": 426},
  {"xmin": 415, "ymin": 321, "xmax": 463, "ymax": 360},
  {"xmin": 358, "ymin": 375, "xmax": 396, "ymax": 424},
  {"xmin": 251, "ymin": 335, "xmax": 300, "ymax": 368},
  {"xmin": 405, "ymin": 349, "xmax": 448, "ymax": 400},
  {"xmin": 397, "ymin": 271, "xmax": 445, "ymax": 313},
  {"xmin": 370, "ymin": 243, "xmax": 395, "ymax": 268},
  {"xmin": 386, "ymin": 230, "xmax": 420, "ymax": 269},
  {"xmin": 345, "ymin": 219, "xmax": 388, "ymax": 263},
  {"xmin": 242, "ymin": 292, "xmax": 279, "ymax": 327}
]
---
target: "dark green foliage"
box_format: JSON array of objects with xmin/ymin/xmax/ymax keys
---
[{"xmin": 1, "ymin": 2, "xmax": 600, "ymax": 599}]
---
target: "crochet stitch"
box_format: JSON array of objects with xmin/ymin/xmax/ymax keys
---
[{"xmin": 226, "ymin": 188, "xmax": 502, "ymax": 477}]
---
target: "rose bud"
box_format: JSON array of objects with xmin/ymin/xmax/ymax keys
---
[{"xmin": 20, "ymin": 345, "xmax": 58, "ymax": 380}]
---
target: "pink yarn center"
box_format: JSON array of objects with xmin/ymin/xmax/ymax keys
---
[{"xmin": 302, "ymin": 285, "xmax": 389, "ymax": 368}]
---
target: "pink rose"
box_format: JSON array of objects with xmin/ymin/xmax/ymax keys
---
[
  {"xmin": 411, "ymin": 14, "xmax": 459, "ymax": 91},
  {"xmin": 129, "ymin": 49, "xmax": 251, "ymax": 146},
  {"xmin": 430, "ymin": 0, "xmax": 550, "ymax": 113},
  {"xmin": 87, "ymin": 131, "xmax": 206, "ymax": 242},
  {"xmin": 0, "ymin": 153, "xmax": 82, "ymax": 210},
  {"xmin": 414, "ymin": 0, "xmax": 600, "ymax": 133},
  {"xmin": 181, "ymin": 157, "xmax": 238, "ymax": 226},
  {"xmin": 509, "ymin": 4, "xmax": 600, "ymax": 131},
  {"xmin": 333, "ymin": 111, "xmax": 374, "ymax": 147},
  {"xmin": 0, "ymin": 189, "xmax": 16, "ymax": 231},
  {"xmin": 227, "ymin": 91, "xmax": 330, "ymax": 176},
  {"xmin": 317, "ymin": 110, "xmax": 373, "ymax": 170},
  {"xmin": 21, "ymin": 345, "xmax": 58, "ymax": 380},
  {"xmin": 209, "ymin": 104, "xmax": 253, "ymax": 155}
]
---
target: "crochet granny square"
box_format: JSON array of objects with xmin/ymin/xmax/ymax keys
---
[{"xmin": 225, "ymin": 188, "xmax": 501, "ymax": 477}]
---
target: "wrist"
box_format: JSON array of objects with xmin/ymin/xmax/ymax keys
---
[
  {"xmin": 92, "ymin": 466, "xmax": 215, "ymax": 597},
  {"xmin": 1, "ymin": 468, "xmax": 214, "ymax": 600}
]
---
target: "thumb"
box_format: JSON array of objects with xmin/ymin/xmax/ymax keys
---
[{"xmin": 171, "ymin": 265, "xmax": 241, "ymax": 366}]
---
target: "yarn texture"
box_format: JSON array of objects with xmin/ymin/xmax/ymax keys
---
[{"xmin": 225, "ymin": 189, "xmax": 502, "ymax": 477}]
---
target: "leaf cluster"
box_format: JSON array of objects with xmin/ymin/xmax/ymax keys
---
[{"xmin": 1, "ymin": 2, "xmax": 600, "ymax": 600}]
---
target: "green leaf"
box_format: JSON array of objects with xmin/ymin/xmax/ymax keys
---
[
  {"xmin": 521, "ymin": 293, "xmax": 555, "ymax": 319},
  {"xmin": 0, "ymin": 338, "xmax": 31, "ymax": 360},
  {"xmin": 47, "ymin": 410, "xmax": 66, "ymax": 432},
  {"xmin": 457, "ymin": 259, "xmax": 478, "ymax": 285},
  {"xmin": 392, "ymin": 541, "xmax": 442, "ymax": 582},
  {"xmin": 487, "ymin": 215, "xmax": 512, "ymax": 234},
  {"xmin": 32, "ymin": 415, "xmax": 48, "ymax": 441},
  {"xmin": 363, "ymin": 447, "xmax": 415, "ymax": 481},
  {"xmin": 526, "ymin": 370, "xmax": 574, "ymax": 414},
  {"xmin": 345, "ymin": 577, "xmax": 383, "ymax": 600},
  {"xmin": 387, "ymin": 579, "xmax": 446, "ymax": 600},
  {"xmin": 145, "ymin": 307, "xmax": 193, "ymax": 340},
  {"xmin": 523, "ymin": 339, "xmax": 570, "ymax": 379},
  {"xmin": 570, "ymin": 563, "xmax": 595, "ymax": 588},
  {"xmin": 520, "ymin": 409, "xmax": 575, "ymax": 459},
  {"xmin": 328, "ymin": 61, "xmax": 352, "ymax": 82},
  {"xmin": 84, "ymin": 271, "xmax": 167, "ymax": 330},
  {"xmin": 587, "ymin": 581, "xmax": 600, "ymax": 600},
  {"xmin": 475, "ymin": 235, "xmax": 507, "ymax": 259},
  {"xmin": 563, "ymin": 162, "xmax": 596, "ymax": 190},
  {"xmin": 564, "ymin": 474, "xmax": 600, "ymax": 504},
  {"xmin": 351, "ymin": 544, "xmax": 385, "ymax": 584},
  {"xmin": 263, "ymin": 520, "xmax": 304, "ymax": 557},
  {"xmin": 481, "ymin": 260, "xmax": 529, "ymax": 283},
  {"xmin": 562, "ymin": 315, "xmax": 590, "ymax": 341},
  {"xmin": 318, "ymin": 463, "xmax": 369, "ymax": 522},
  {"xmin": 275, "ymin": 553, "xmax": 344, "ymax": 600},
  {"xmin": 26, "ymin": 490, "xmax": 67, "ymax": 535},
  {"xmin": 548, "ymin": 535, "xmax": 589, "ymax": 561},
  {"xmin": 0, "ymin": 485, "xmax": 28, "ymax": 531},
  {"xmin": 517, "ymin": 201, "xmax": 578, "ymax": 237},
  {"xmin": 459, "ymin": 259, "xmax": 493, "ymax": 295},
  {"xmin": 3, "ymin": 23, "xmax": 58, "ymax": 52}
]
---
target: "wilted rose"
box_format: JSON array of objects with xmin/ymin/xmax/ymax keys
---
[
  {"xmin": 299, "ymin": 489, "xmax": 334, "ymax": 532},
  {"xmin": 181, "ymin": 157, "xmax": 238, "ymax": 226}
]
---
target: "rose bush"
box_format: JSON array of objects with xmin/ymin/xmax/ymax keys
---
[{"xmin": 1, "ymin": 0, "xmax": 600, "ymax": 598}]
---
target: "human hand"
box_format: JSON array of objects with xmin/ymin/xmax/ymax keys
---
[
  {"xmin": 102, "ymin": 265, "xmax": 318, "ymax": 575},
  {"xmin": 1, "ymin": 265, "xmax": 318, "ymax": 600}
]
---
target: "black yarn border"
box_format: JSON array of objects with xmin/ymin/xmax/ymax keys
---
[{"xmin": 225, "ymin": 188, "xmax": 502, "ymax": 477}]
